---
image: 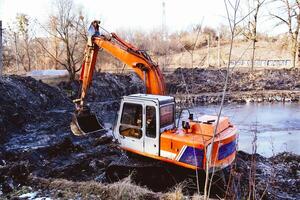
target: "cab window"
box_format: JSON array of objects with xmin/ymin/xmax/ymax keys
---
[
  {"xmin": 146, "ymin": 106, "xmax": 156, "ymax": 138},
  {"xmin": 119, "ymin": 103, "xmax": 143, "ymax": 139},
  {"xmin": 160, "ymin": 104, "xmax": 174, "ymax": 128}
]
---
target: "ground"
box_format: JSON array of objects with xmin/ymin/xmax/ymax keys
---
[{"xmin": 0, "ymin": 68, "xmax": 299, "ymax": 199}]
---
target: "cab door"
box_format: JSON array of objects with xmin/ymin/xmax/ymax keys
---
[
  {"xmin": 117, "ymin": 102, "xmax": 144, "ymax": 153},
  {"xmin": 144, "ymin": 101, "xmax": 159, "ymax": 156}
]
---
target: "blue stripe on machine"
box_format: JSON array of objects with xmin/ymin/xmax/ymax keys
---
[
  {"xmin": 178, "ymin": 146, "xmax": 204, "ymax": 168},
  {"xmin": 218, "ymin": 140, "xmax": 236, "ymax": 160}
]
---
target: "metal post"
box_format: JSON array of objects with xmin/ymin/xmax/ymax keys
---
[{"xmin": 0, "ymin": 20, "xmax": 2, "ymax": 78}]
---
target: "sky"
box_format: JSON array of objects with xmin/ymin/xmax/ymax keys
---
[{"xmin": 0, "ymin": 0, "xmax": 285, "ymax": 35}]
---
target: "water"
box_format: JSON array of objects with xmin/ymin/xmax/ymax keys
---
[{"xmin": 184, "ymin": 103, "xmax": 300, "ymax": 157}]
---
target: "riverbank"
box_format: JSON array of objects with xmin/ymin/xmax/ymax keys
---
[
  {"xmin": 174, "ymin": 90, "xmax": 300, "ymax": 107},
  {"xmin": 166, "ymin": 68, "xmax": 300, "ymax": 106}
]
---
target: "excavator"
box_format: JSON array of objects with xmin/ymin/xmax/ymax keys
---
[{"xmin": 71, "ymin": 20, "xmax": 237, "ymax": 172}]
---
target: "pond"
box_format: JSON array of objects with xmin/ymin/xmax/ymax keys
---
[{"xmin": 186, "ymin": 103, "xmax": 300, "ymax": 157}]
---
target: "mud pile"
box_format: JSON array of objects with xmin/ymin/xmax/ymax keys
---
[
  {"xmin": 166, "ymin": 68, "xmax": 300, "ymax": 104},
  {"xmin": 58, "ymin": 72, "xmax": 144, "ymax": 102},
  {"xmin": 0, "ymin": 74, "xmax": 142, "ymax": 198},
  {"xmin": 166, "ymin": 68, "xmax": 300, "ymax": 93},
  {"xmin": 229, "ymin": 151, "xmax": 300, "ymax": 199},
  {"xmin": 0, "ymin": 75, "xmax": 73, "ymax": 141},
  {"xmin": 58, "ymin": 72, "xmax": 144, "ymax": 121}
]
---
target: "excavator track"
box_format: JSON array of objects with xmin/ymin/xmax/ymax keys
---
[
  {"xmin": 105, "ymin": 153, "xmax": 181, "ymax": 192},
  {"xmin": 105, "ymin": 152, "xmax": 229, "ymax": 195},
  {"xmin": 105, "ymin": 152, "xmax": 231, "ymax": 196}
]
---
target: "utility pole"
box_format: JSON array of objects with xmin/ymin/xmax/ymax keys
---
[
  {"xmin": 162, "ymin": 0, "xmax": 167, "ymax": 71},
  {"xmin": 162, "ymin": 1, "xmax": 167, "ymax": 41},
  {"xmin": 0, "ymin": 20, "xmax": 2, "ymax": 78}
]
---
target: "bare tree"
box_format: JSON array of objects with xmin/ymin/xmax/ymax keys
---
[
  {"xmin": 16, "ymin": 14, "xmax": 32, "ymax": 71},
  {"xmin": 2, "ymin": 30, "xmax": 15, "ymax": 71},
  {"xmin": 244, "ymin": 0, "xmax": 264, "ymax": 70},
  {"xmin": 271, "ymin": 0, "xmax": 300, "ymax": 68},
  {"xmin": 36, "ymin": 0, "xmax": 88, "ymax": 80},
  {"xmin": 6, "ymin": 14, "xmax": 33, "ymax": 72}
]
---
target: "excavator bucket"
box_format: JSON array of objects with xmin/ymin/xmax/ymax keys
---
[{"xmin": 70, "ymin": 111, "xmax": 104, "ymax": 136}]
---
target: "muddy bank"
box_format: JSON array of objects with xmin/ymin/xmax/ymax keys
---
[
  {"xmin": 1, "ymin": 147, "xmax": 299, "ymax": 199},
  {"xmin": 174, "ymin": 90, "xmax": 300, "ymax": 107},
  {"xmin": 166, "ymin": 68, "xmax": 300, "ymax": 104},
  {"xmin": 230, "ymin": 151, "xmax": 300, "ymax": 199}
]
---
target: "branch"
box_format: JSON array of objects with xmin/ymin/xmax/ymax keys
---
[
  {"xmin": 270, "ymin": 14, "xmax": 290, "ymax": 26},
  {"xmin": 35, "ymin": 38, "xmax": 68, "ymax": 70}
]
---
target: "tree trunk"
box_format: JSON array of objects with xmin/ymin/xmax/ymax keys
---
[
  {"xmin": 291, "ymin": 39, "xmax": 297, "ymax": 68},
  {"xmin": 291, "ymin": 49, "xmax": 296, "ymax": 68},
  {"xmin": 298, "ymin": 42, "xmax": 300, "ymax": 66},
  {"xmin": 251, "ymin": 39, "xmax": 256, "ymax": 70},
  {"xmin": 25, "ymin": 44, "xmax": 31, "ymax": 71},
  {"xmin": 68, "ymin": 69, "xmax": 76, "ymax": 81}
]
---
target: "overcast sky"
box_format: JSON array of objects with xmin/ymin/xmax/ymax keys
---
[{"xmin": 0, "ymin": 0, "xmax": 285, "ymax": 35}]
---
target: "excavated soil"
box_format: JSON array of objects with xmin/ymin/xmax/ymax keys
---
[
  {"xmin": 166, "ymin": 68, "xmax": 300, "ymax": 105},
  {"xmin": 0, "ymin": 69, "xmax": 299, "ymax": 199}
]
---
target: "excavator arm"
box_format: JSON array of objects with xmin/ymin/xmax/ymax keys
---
[{"xmin": 71, "ymin": 21, "xmax": 166, "ymax": 136}]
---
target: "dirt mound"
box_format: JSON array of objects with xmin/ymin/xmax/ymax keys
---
[
  {"xmin": 166, "ymin": 68, "xmax": 300, "ymax": 94},
  {"xmin": 0, "ymin": 75, "xmax": 73, "ymax": 141},
  {"xmin": 0, "ymin": 74, "xmax": 142, "ymax": 198},
  {"xmin": 228, "ymin": 151, "xmax": 300, "ymax": 199},
  {"xmin": 58, "ymin": 72, "xmax": 144, "ymax": 102}
]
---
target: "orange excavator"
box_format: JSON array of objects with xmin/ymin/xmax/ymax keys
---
[{"xmin": 71, "ymin": 21, "xmax": 237, "ymax": 171}]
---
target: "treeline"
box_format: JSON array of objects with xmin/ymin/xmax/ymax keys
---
[{"xmin": 2, "ymin": 0, "xmax": 300, "ymax": 80}]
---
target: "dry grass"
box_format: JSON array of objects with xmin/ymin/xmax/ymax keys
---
[
  {"xmin": 28, "ymin": 176, "xmax": 221, "ymax": 200},
  {"xmin": 161, "ymin": 184, "xmax": 185, "ymax": 200},
  {"xmin": 29, "ymin": 176, "xmax": 159, "ymax": 200},
  {"xmin": 108, "ymin": 176, "xmax": 156, "ymax": 200},
  {"xmin": 166, "ymin": 40, "xmax": 291, "ymax": 68},
  {"xmin": 160, "ymin": 183, "xmax": 218, "ymax": 200}
]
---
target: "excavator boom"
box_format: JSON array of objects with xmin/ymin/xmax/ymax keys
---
[{"xmin": 71, "ymin": 21, "xmax": 165, "ymax": 136}]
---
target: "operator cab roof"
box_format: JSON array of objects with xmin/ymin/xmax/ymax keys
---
[{"xmin": 124, "ymin": 93, "xmax": 174, "ymax": 105}]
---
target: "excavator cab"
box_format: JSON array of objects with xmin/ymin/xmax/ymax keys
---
[
  {"xmin": 114, "ymin": 94, "xmax": 175, "ymax": 155},
  {"xmin": 71, "ymin": 106, "xmax": 104, "ymax": 136}
]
